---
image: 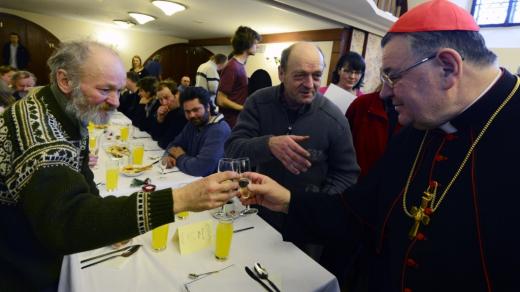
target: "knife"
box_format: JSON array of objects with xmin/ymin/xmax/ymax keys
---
[
  {"xmin": 245, "ymin": 266, "xmax": 273, "ymax": 292},
  {"xmin": 80, "ymin": 244, "xmax": 136, "ymax": 263}
]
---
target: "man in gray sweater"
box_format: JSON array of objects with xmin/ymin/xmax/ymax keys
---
[{"xmin": 225, "ymin": 42, "xmax": 359, "ymax": 225}]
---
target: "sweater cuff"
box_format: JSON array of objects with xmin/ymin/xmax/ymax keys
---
[{"xmin": 149, "ymin": 188, "xmax": 175, "ymax": 229}]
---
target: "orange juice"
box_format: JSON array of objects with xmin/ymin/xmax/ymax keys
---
[
  {"xmin": 215, "ymin": 219, "xmax": 233, "ymax": 260},
  {"xmin": 120, "ymin": 126, "xmax": 129, "ymax": 142},
  {"xmin": 132, "ymin": 145, "xmax": 144, "ymax": 165},
  {"xmin": 89, "ymin": 136, "xmax": 97, "ymax": 151},
  {"xmin": 152, "ymin": 224, "xmax": 169, "ymax": 251},
  {"xmin": 105, "ymin": 168, "xmax": 119, "ymax": 191}
]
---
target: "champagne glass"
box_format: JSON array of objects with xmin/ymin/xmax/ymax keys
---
[
  {"xmin": 236, "ymin": 157, "xmax": 258, "ymax": 215},
  {"xmin": 212, "ymin": 158, "xmax": 238, "ymax": 219}
]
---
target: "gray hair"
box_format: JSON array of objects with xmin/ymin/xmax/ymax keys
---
[
  {"xmin": 12, "ymin": 70, "xmax": 37, "ymax": 84},
  {"xmin": 381, "ymin": 31, "xmax": 497, "ymax": 67},
  {"xmin": 47, "ymin": 41, "xmax": 119, "ymax": 86}
]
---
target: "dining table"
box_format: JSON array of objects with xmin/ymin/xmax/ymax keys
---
[{"xmin": 58, "ymin": 112, "xmax": 340, "ymax": 292}]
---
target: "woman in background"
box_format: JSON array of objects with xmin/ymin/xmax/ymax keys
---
[
  {"xmin": 320, "ymin": 51, "xmax": 365, "ymax": 97},
  {"xmin": 130, "ymin": 55, "xmax": 149, "ymax": 79}
]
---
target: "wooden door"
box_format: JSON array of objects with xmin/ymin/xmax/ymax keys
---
[
  {"xmin": 146, "ymin": 44, "xmax": 213, "ymax": 85},
  {"xmin": 0, "ymin": 13, "xmax": 60, "ymax": 85}
]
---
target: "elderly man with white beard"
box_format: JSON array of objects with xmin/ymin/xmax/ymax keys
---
[{"xmin": 0, "ymin": 41, "xmax": 239, "ymax": 292}]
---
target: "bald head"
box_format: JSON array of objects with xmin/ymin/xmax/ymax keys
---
[{"xmin": 279, "ymin": 42, "xmax": 325, "ymax": 72}]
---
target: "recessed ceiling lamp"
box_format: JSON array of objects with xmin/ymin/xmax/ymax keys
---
[
  {"xmin": 152, "ymin": 1, "xmax": 187, "ymax": 16},
  {"xmin": 112, "ymin": 20, "xmax": 136, "ymax": 29},
  {"xmin": 128, "ymin": 12, "xmax": 156, "ymax": 24}
]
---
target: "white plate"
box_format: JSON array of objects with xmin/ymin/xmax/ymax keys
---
[{"xmin": 121, "ymin": 165, "xmax": 147, "ymax": 177}]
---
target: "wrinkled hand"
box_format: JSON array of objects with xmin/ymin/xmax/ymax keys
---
[
  {"xmin": 161, "ymin": 156, "xmax": 176, "ymax": 168},
  {"xmin": 268, "ymin": 135, "xmax": 311, "ymax": 175},
  {"xmin": 169, "ymin": 146, "xmax": 185, "ymax": 159},
  {"xmin": 88, "ymin": 152, "xmax": 98, "ymax": 167},
  {"xmin": 173, "ymin": 171, "xmax": 239, "ymax": 212},
  {"xmin": 240, "ymin": 172, "xmax": 291, "ymax": 213}
]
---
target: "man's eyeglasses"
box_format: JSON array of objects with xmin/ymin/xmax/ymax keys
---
[{"xmin": 380, "ymin": 54, "xmax": 436, "ymax": 88}]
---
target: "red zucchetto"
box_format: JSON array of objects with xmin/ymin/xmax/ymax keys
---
[{"xmin": 389, "ymin": 0, "xmax": 479, "ymax": 32}]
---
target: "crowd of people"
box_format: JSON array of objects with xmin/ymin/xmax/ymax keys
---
[{"xmin": 2, "ymin": 1, "xmax": 520, "ymax": 291}]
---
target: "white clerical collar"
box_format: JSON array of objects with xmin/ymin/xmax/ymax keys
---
[{"xmin": 438, "ymin": 69, "xmax": 503, "ymax": 134}]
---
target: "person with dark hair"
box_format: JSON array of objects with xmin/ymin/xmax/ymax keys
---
[
  {"xmin": 145, "ymin": 54, "xmax": 162, "ymax": 80},
  {"xmin": 2, "ymin": 32, "xmax": 30, "ymax": 69},
  {"xmin": 217, "ymin": 26, "xmax": 261, "ymax": 128},
  {"xmin": 239, "ymin": 1, "xmax": 520, "ymax": 291},
  {"xmin": 320, "ymin": 51, "xmax": 366, "ymax": 99},
  {"xmin": 132, "ymin": 76, "xmax": 159, "ymax": 132},
  {"xmin": 0, "ymin": 40, "xmax": 238, "ymax": 291},
  {"xmin": 248, "ymin": 68, "xmax": 272, "ymax": 95},
  {"xmin": 150, "ymin": 80, "xmax": 187, "ymax": 148},
  {"xmin": 118, "ymin": 71, "xmax": 140, "ymax": 117},
  {"xmin": 163, "ymin": 86, "xmax": 231, "ymax": 176},
  {"xmin": 196, "ymin": 54, "xmax": 228, "ymax": 112}
]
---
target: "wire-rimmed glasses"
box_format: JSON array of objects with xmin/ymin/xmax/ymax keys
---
[{"xmin": 380, "ymin": 53, "xmax": 436, "ymax": 88}]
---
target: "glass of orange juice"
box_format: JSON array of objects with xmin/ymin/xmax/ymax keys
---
[
  {"xmin": 120, "ymin": 123, "xmax": 130, "ymax": 142},
  {"xmin": 151, "ymin": 224, "xmax": 169, "ymax": 251},
  {"xmin": 215, "ymin": 218, "xmax": 233, "ymax": 260},
  {"xmin": 105, "ymin": 159, "xmax": 120, "ymax": 192},
  {"xmin": 131, "ymin": 141, "xmax": 144, "ymax": 165}
]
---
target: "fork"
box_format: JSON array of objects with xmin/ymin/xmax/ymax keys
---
[{"xmin": 81, "ymin": 245, "xmax": 141, "ymax": 269}]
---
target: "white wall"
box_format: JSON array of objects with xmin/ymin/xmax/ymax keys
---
[
  {"xmin": 0, "ymin": 7, "xmax": 186, "ymax": 70},
  {"xmin": 204, "ymin": 41, "xmax": 334, "ymax": 87}
]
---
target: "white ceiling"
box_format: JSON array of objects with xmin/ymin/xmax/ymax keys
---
[
  {"xmin": 0, "ymin": 0, "xmax": 341, "ymax": 39},
  {"xmin": 0, "ymin": 0, "xmax": 396, "ymax": 39}
]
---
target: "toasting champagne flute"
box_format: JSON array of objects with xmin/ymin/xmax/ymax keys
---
[
  {"xmin": 212, "ymin": 158, "xmax": 238, "ymax": 219},
  {"xmin": 236, "ymin": 157, "xmax": 257, "ymax": 215}
]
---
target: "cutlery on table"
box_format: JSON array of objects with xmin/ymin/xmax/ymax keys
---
[
  {"xmin": 254, "ymin": 262, "xmax": 281, "ymax": 292},
  {"xmin": 245, "ymin": 266, "xmax": 273, "ymax": 292},
  {"xmin": 81, "ymin": 245, "xmax": 141, "ymax": 269},
  {"xmin": 188, "ymin": 264, "xmax": 234, "ymax": 279},
  {"xmin": 80, "ymin": 244, "xmax": 138, "ymax": 263}
]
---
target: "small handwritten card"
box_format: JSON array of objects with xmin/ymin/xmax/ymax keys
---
[{"xmin": 174, "ymin": 220, "xmax": 213, "ymax": 255}]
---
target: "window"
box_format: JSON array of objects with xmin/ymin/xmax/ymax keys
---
[{"xmin": 472, "ymin": 0, "xmax": 520, "ymax": 27}]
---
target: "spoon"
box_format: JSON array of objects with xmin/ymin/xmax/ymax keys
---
[
  {"xmin": 81, "ymin": 245, "xmax": 141, "ymax": 269},
  {"xmin": 188, "ymin": 264, "xmax": 234, "ymax": 279},
  {"xmin": 254, "ymin": 262, "xmax": 281, "ymax": 292}
]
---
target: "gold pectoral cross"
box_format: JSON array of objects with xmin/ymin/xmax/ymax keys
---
[{"xmin": 408, "ymin": 183, "xmax": 436, "ymax": 239}]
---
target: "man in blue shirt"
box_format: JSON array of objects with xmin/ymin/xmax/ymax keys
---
[{"xmin": 162, "ymin": 86, "xmax": 231, "ymax": 176}]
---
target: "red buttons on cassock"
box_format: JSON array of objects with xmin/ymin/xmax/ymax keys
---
[
  {"xmin": 404, "ymin": 288, "xmax": 413, "ymax": 292},
  {"xmin": 416, "ymin": 232, "xmax": 426, "ymax": 241},
  {"xmin": 435, "ymin": 154, "xmax": 448, "ymax": 161},
  {"xmin": 406, "ymin": 258, "xmax": 418, "ymax": 268},
  {"xmin": 445, "ymin": 133, "xmax": 457, "ymax": 141}
]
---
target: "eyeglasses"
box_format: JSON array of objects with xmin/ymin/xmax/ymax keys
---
[
  {"xmin": 380, "ymin": 53, "xmax": 436, "ymax": 88},
  {"xmin": 341, "ymin": 68, "xmax": 363, "ymax": 76}
]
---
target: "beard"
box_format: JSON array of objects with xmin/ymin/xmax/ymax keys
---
[
  {"xmin": 189, "ymin": 111, "xmax": 209, "ymax": 127},
  {"xmin": 65, "ymin": 86, "xmax": 116, "ymax": 125}
]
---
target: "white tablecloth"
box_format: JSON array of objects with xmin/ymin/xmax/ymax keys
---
[
  {"xmin": 58, "ymin": 112, "xmax": 340, "ymax": 292},
  {"xmin": 59, "ymin": 207, "xmax": 340, "ymax": 292}
]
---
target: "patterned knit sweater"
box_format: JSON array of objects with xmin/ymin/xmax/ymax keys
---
[{"xmin": 0, "ymin": 85, "xmax": 174, "ymax": 291}]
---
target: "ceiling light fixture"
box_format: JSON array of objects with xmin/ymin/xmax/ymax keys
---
[
  {"xmin": 128, "ymin": 12, "xmax": 156, "ymax": 24},
  {"xmin": 112, "ymin": 20, "xmax": 136, "ymax": 29},
  {"xmin": 152, "ymin": 1, "xmax": 187, "ymax": 16}
]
